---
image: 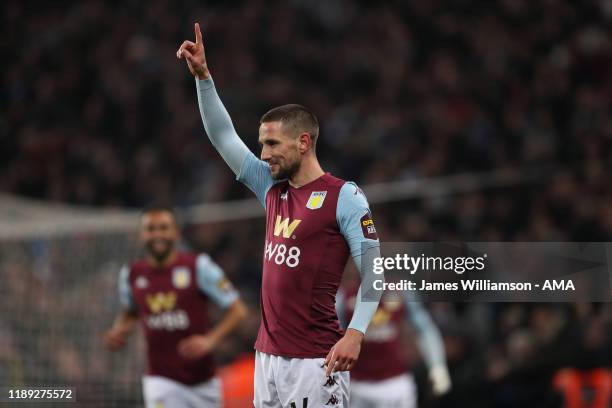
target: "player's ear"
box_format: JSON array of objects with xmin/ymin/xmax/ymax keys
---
[{"xmin": 297, "ymin": 132, "xmax": 312, "ymax": 153}]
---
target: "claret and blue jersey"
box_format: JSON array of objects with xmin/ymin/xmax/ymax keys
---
[
  {"xmin": 118, "ymin": 252, "xmax": 239, "ymax": 385},
  {"xmin": 238, "ymin": 152, "xmax": 380, "ymax": 358},
  {"xmin": 195, "ymin": 76, "xmax": 381, "ymax": 361}
]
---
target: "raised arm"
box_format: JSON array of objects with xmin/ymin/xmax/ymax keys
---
[{"xmin": 177, "ymin": 23, "xmax": 249, "ymax": 176}]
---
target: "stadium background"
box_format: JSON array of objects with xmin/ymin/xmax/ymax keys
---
[{"xmin": 1, "ymin": 0, "xmax": 611, "ymax": 407}]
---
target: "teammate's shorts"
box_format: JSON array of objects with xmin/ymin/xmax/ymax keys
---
[
  {"xmin": 350, "ymin": 373, "xmax": 416, "ymax": 408},
  {"xmin": 254, "ymin": 351, "xmax": 349, "ymax": 408},
  {"xmin": 142, "ymin": 375, "xmax": 221, "ymax": 408}
]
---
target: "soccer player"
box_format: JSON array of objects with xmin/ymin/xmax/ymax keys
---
[
  {"xmin": 177, "ymin": 23, "xmax": 382, "ymax": 407},
  {"xmin": 337, "ymin": 286, "xmax": 451, "ymax": 407},
  {"xmin": 104, "ymin": 206, "xmax": 248, "ymax": 408}
]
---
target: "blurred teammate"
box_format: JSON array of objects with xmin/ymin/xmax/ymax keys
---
[
  {"xmin": 178, "ymin": 23, "xmax": 382, "ymax": 407},
  {"xmin": 338, "ymin": 286, "xmax": 451, "ymax": 408},
  {"xmin": 104, "ymin": 206, "xmax": 248, "ymax": 408}
]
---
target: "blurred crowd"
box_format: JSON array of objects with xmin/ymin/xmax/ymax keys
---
[
  {"xmin": 2, "ymin": 0, "xmax": 612, "ymax": 406},
  {"xmin": 3, "ymin": 0, "xmax": 612, "ymax": 222}
]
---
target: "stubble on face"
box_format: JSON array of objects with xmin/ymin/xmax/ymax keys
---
[
  {"xmin": 260, "ymin": 121, "xmax": 302, "ymax": 181},
  {"xmin": 140, "ymin": 212, "xmax": 178, "ymax": 264},
  {"xmin": 271, "ymin": 152, "xmax": 301, "ymax": 180}
]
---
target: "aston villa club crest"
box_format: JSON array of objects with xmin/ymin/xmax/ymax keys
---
[
  {"xmin": 172, "ymin": 267, "xmax": 191, "ymax": 289},
  {"xmin": 306, "ymin": 191, "xmax": 327, "ymax": 210}
]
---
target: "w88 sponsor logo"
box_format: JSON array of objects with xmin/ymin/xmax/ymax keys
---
[
  {"xmin": 146, "ymin": 309, "xmax": 189, "ymax": 331},
  {"xmin": 264, "ymin": 241, "xmax": 301, "ymax": 267}
]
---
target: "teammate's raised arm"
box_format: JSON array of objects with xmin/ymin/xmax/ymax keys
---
[{"xmin": 177, "ymin": 23, "xmax": 251, "ymax": 176}]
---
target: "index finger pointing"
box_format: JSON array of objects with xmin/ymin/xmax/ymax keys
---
[{"xmin": 195, "ymin": 22, "xmax": 203, "ymax": 44}]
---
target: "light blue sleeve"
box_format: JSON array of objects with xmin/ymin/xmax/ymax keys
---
[
  {"xmin": 337, "ymin": 182, "xmax": 382, "ymax": 334},
  {"xmin": 336, "ymin": 182, "xmax": 380, "ymax": 257},
  {"xmin": 403, "ymin": 294, "xmax": 447, "ymax": 369},
  {"xmin": 196, "ymin": 253, "xmax": 240, "ymax": 309},
  {"xmin": 196, "ymin": 78, "xmax": 274, "ymax": 208},
  {"xmin": 237, "ymin": 152, "xmax": 275, "ymax": 208},
  {"xmin": 118, "ymin": 265, "xmax": 136, "ymax": 312},
  {"xmin": 196, "ymin": 78, "xmax": 250, "ymax": 176}
]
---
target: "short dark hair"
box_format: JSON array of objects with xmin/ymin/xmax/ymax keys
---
[
  {"xmin": 141, "ymin": 204, "xmax": 176, "ymax": 217},
  {"xmin": 140, "ymin": 205, "xmax": 179, "ymax": 224},
  {"xmin": 260, "ymin": 104, "xmax": 319, "ymax": 148}
]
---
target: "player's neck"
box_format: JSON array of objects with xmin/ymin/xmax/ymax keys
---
[
  {"xmin": 289, "ymin": 159, "xmax": 324, "ymax": 188},
  {"xmin": 147, "ymin": 251, "xmax": 178, "ymax": 268}
]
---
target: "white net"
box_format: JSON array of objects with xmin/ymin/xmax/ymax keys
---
[{"xmin": 0, "ymin": 230, "xmax": 143, "ymax": 407}]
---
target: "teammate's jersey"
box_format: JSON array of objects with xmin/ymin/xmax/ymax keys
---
[
  {"xmin": 339, "ymin": 287, "xmax": 409, "ymax": 381},
  {"xmin": 238, "ymin": 152, "xmax": 379, "ymax": 358},
  {"xmin": 118, "ymin": 252, "xmax": 239, "ymax": 385}
]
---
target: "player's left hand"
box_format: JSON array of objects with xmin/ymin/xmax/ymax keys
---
[
  {"xmin": 324, "ymin": 329, "xmax": 363, "ymax": 376},
  {"xmin": 177, "ymin": 334, "xmax": 218, "ymax": 359}
]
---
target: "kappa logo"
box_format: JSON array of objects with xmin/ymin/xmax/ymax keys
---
[
  {"xmin": 280, "ymin": 191, "xmax": 288, "ymax": 200},
  {"xmin": 325, "ymin": 395, "xmax": 339, "ymax": 406},
  {"xmin": 306, "ymin": 191, "xmax": 327, "ymax": 210},
  {"xmin": 146, "ymin": 292, "xmax": 177, "ymax": 314},
  {"xmin": 274, "ymin": 215, "xmax": 301, "ymax": 238},
  {"xmin": 172, "ymin": 267, "xmax": 191, "ymax": 289},
  {"xmin": 323, "ymin": 376, "xmax": 338, "ymax": 387}
]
